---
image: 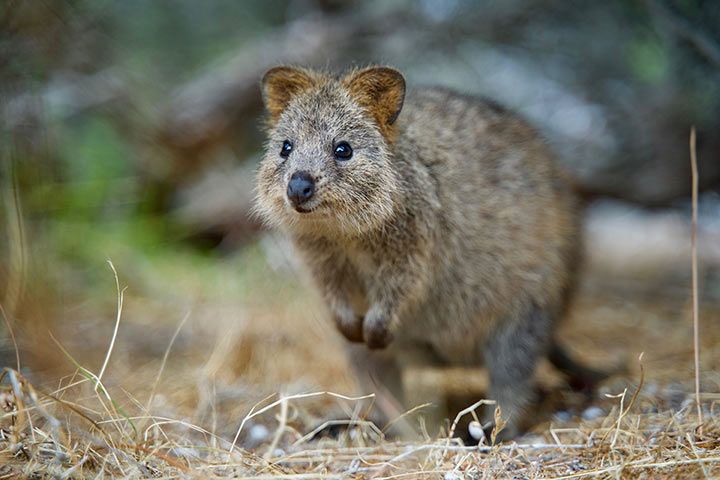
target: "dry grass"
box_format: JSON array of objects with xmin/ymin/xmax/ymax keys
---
[
  {"xmin": 1, "ymin": 260, "xmax": 719, "ymax": 478},
  {"xmin": 0, "ymin": 362, "xmax": 718, "ymax": 479}
]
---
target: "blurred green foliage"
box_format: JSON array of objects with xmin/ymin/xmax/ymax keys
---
[{"xmin": 2, "ymin": 1, "xmax": 290, "ymax": 299}]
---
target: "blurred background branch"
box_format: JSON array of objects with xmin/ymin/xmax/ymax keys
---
[{"xmin": 646, "ymin": 0, "xmax": 720, "ymax": 67}]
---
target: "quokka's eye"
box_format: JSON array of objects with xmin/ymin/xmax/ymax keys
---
[
  {"xmin": 334, "ymin": 141, "xmax": 353, "ymax": 161},
  {"xmin": 280, "ymin": 140, "xmax": 293, "ymax": 158}
]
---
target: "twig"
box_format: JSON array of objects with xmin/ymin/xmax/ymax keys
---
[
  {"xmin": 690, "ymin": 126, "xmax": 704, "ymax": 433},
  {"xmin": 382, "ymin": 402, "xmax": 432, "ymax": 434},
  {"xmin": 442, "ymin": 399, "xmax": 495, "ymax": 457},
  {"xmin": 626, "ymin": 352, "xmax": 646, "ymax": 415},
  {"xmin": 645, "ymin": 0, "xmax": 720, "ymax": 67}
]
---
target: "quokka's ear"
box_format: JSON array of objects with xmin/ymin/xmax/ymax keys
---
[
  {"xmin": 343, "ymin": 67, "xmax": 406, "ymax": 139},
  {"xmin": 261, "ymin": 66, "xmax": 317, "ymax": 122}
]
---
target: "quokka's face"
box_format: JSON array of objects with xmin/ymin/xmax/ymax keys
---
[{"xmin": 255, "ymin": 67, "xmax": 405, "ymax": 237}]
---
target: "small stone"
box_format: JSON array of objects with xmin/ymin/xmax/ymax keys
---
[
  {"xmin": 468, "ymin": 420, "xmax": 484, "ymax": 441},
  {"xmin": 553, "ymin": 411, "xmax": 572, "ymax": 422},
  {"xmin": 663, "ymin": 383, "xmax": 686, "ymax": 410},
  {"xmin": 644, "ymin": 381, "xmax": 659, "ymax": 397},
  {"xmin": 581, "ymin": 406, "xmax": 604, "ymax": 421},
  {"xmin": 246, "ymin": 424, "xmax": 270, "ymax": 447},
  {"xmin": 681, "ymin": 397, "xmax": 696, "ymax": 409},
  {"xmin": 150, "ymin": 393, "xmax": 167, "ymax": 408},
  {"xmin": 522, "ymin": 434, "xmax": 545, "ymax": 445},
  {"xmin": 346, "ymin": 459, "xmax": 360, "ymax": 474},
  {"xmin": 170, "ymin": 447, "xmax": 200, "ymax": 459}
]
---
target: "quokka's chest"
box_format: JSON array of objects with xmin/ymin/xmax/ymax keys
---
[
  {"xmin": 344, "ymin": 247, "xmax": 378, "ymax": 280},
  {"xmin": 332, "ymin": 247, "xmax": 375, "ymax": 315}
]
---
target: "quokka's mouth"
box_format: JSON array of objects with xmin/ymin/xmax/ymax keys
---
[
  {"xmin": 291, "ymin": 200, "xmax": 324, "ymax": 214},
  {"xmin": 284, "ymin": 193, "xmax": 324, "ymax": 215},
  {"xmin": 294, "ymin": 205, "xmax": 315, "ymax": 213}
]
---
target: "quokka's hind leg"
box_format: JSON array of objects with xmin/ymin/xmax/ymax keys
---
[
  {"xmin": 346, "ymin": 342, "xmax": 447, "ymax": 438},
  {"xmin": 482, "ymin": 306, "xmax": 551, "ymax": 441}
]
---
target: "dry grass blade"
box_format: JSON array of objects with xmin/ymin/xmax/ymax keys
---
[
  {"xmin": 0, "ymin": 303, "xmax": 20, "ymax": 372},
  {"xmin": 146, "ymin": 310, "xmax": 191, "ymax": 413},
  {"xmin": 1, "ymin": 161, "xmax": 27, "ymax": 317},
  {"xmin": 689, "ymin": 126, "xmax": 704, "ymax": 434},
  {"xmin": 96, "ymin": 259, "xmax": 127, "ymax": 390}
]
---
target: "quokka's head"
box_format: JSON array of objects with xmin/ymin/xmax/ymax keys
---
[{"xmin": 254, "ymin": 66, "xmax": 405, "ymax": 237}]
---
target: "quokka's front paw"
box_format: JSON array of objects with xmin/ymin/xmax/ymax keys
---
[
  {"xmin": 336, "ymin": 317, "xmax": 364, "ymax": 343},
  {"xmin": 334, "ymin": 309, "xmax": 364, "ymax": 343},
  {"xmin": 363, "ymin": 309, "xmax": 394, "ymax": 350}
]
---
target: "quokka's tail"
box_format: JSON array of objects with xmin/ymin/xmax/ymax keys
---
[{"xmin": 548, "ymin": 342, "xmax": 622, "ymax": 392}]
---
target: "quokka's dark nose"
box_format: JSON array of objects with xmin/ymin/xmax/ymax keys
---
[{"xmin": 287, "ymin": 171, "xmax": 315, "ymax": 207}]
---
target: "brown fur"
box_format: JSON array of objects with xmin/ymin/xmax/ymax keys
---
[{"xmin": 255, "ymin": 66, "xmax": 582, "ymax": 438}]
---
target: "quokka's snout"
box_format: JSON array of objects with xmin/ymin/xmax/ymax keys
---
[{"xmin": 286, "ymin": 170, "xmax": 316, "ymax": 209}]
